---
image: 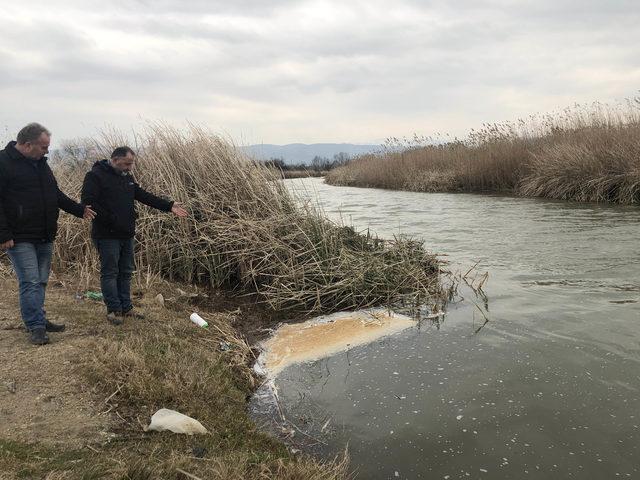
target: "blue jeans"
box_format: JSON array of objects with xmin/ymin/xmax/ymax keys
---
[
  {"xmin": 7, "ymin": 242, "xmax": 53, "ymax": 330},
  {"xmin": 94, "ymin": 238, "xmax": 135, "ymax": 313}
]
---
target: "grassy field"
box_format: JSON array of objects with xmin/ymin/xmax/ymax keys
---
[{"xmin": 326, "ymin": 100, "xmax": 640, "ymax": 204}]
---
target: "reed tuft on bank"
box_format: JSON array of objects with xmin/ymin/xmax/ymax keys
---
[
  {"xmin": 53, "ymin": 124, "xmax": 446, "ymax": 314},
  {"xmin": 326, "ymin": 100, "xmax": 640, "ymax": 204}
]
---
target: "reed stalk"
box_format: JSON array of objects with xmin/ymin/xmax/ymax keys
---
[
  {"xmin": 326, "ymin": 99, "xmax": 640, "ymax": 204},
  {"xmin": 53, "ymin": 124, "xmax": 446, "ymax": 314}
]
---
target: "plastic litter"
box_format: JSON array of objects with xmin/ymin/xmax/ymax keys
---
[
  {"xmin": 155, "ymin": 293, "xmax": 165, "ymax": 307},
  {"xmin": 85, "ymin": 291, "xmax": 103, "ymax": 301},
  {"xmin": 190, "ymin": 313, "xmax": 208, "ymax": 328},
  {"xmin": 145, "ymin": 408, "xmax": 208, "ymax": 435}
]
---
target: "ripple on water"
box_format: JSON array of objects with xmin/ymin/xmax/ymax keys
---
[{"xmin": 253, "ymin": 178, "xmax": 640, "ymax": 479}]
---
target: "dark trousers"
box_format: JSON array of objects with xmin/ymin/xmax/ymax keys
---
[{"xmin": 94, "ymin": 238, "xmax": 135, "ymax": 313}]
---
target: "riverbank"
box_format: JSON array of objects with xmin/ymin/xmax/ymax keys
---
[
  {"xmin": 281, "ymin": 169, "xmax": 327, "ymax": 179},
  {"xmin": 0, "ymin": 273, "xmax": 349, "ymax": 479},
  {"xmin": 0, "ymin": 126, "xmax": 448, "ymax": 479},
  {"xmin": 326, "ymin": 100, "xmax": 640, "ymax": 204}
]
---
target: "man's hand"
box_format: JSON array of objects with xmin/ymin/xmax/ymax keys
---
[
  {"xmin": 171, "ymin": 203, "xmax": 188, "ymax": 218},
  {"xmin": 83, "ymin": 205, "xmax": 97, "ymax": 220},
  {"xmin": 1, "ymin": 239, "xmax": 14, "ymax": 250}
]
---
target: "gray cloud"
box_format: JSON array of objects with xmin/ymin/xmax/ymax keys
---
[{"xmin": 1, "ymin": 0, "xmax": 638, "ymax": 144}]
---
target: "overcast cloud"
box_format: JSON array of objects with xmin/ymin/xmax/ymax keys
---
[{"xmin": 1, "ymin": 0, "xmax": 638, "ymax": 146}]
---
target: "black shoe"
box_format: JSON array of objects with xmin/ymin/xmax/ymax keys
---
[
  {"xmin": 29, "ymin": 327, "xmax": 50, "ymax": 345},
  {"xmin": 45, "ymin": 320, "xmax": 66, "ymax": 332},
  {"xmin": 106, "ymin": 311, "xmax": 123, "ymax": 326}
]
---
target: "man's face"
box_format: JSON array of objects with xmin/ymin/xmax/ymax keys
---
[
  {"xmin": 111, "ymin": 152, "xmax": 135, "ymax": 172},
  {"xmin": 22, "ymin": 133, "xmax": 50, "ymax": 160}
]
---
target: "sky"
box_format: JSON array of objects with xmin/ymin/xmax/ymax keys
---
[{"xmin": 1, "ymin": 0, "xmax": 639, "ymax": 147}]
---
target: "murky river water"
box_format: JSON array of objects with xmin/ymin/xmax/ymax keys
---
[{"xmin": 252, "ymin": 178, "xmax": 640, "ymax": 479}]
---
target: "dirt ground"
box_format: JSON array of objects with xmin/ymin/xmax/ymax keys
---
[
  {"xmin": 0, "ymin": 272, "xmax": 294, "ymax": 450},
  {"xmin": 0, "ymin": 276, "xmax": 114, "ymax": 449}
]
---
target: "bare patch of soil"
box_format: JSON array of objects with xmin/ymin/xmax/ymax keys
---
[{"xmin": 0, "ymin": 278, "xmax": 112, "ymax": 448}]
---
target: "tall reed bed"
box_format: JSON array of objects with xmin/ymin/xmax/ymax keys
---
[
  {"xmin": 53, "ymin": 125, "xmax": 446, "ymax": 314},
  {"xmin": 326, "ymin": 100, "xmax": 640, "ymax": 203}
]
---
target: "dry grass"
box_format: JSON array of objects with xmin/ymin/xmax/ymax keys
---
[
  {"xmin": 326, "ymin": 99, "xmax": 640, "ymax": 204},
  {"xmin": 0, "ymin": 275, "xmax": 350, "ymax": 480},
  {"xmin": 51, "ymin": 124, "xmax": 446, "ymax": 315},
  {"xmin": 82, "ymin": 288, "xmax": 350, "ymax": 479}
]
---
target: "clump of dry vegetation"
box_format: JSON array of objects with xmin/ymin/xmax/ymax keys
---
[
  {"xmin": 326, "ymin": 99, "xmax": 640, "ymax": 204},
  {"xmin": 0, "ymin": 275, "xmax": 349, "ymax": 479},
  {"xmin": 52, "ymin": 124, "xmax": 446, "ymax": 315}
]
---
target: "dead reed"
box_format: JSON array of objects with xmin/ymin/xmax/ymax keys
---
[
  {"xmin": 326, "ymin": 99, "xmax": 640, "ymax": 204},
  {"xmin": 53, "ymin": 124, "xmax": 446, "ymax": 314},
  {"xmin": 0, "ymin": 275, "xmax": 350, "ymax": 479}
]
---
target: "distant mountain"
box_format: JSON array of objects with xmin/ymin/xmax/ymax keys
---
[{"xmin": 241, "ymin": 143, "xmax": 380, "ymax": 165}]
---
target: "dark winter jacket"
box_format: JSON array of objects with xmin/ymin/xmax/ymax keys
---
[
  {"xmin": 0, "ymin": 141, "xmax": 85, "ymax": 244},
  {"xmin": 81, "ymin": 159, "xmax": 173, "ymax": 239}
]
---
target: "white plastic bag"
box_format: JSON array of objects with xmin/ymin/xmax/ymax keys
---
[{"xmin": 145, "ymin": 408, "xmax": 208, "ymax": 435}]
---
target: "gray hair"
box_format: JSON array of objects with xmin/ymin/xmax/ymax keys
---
[{"xmin": 16, "ymin": 122, "xmax": 51, "ymax": 144}]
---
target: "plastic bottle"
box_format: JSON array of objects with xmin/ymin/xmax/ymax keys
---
[{"xmin": 190, "ymin": 313, "xmax": 208, "ymax": 328}]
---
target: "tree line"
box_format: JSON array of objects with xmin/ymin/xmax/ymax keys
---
[{"xmin": 262, "ymin": 152, "xmax": 352, "ymax": 172}]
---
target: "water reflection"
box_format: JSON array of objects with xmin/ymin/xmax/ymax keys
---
[{"xmin": 250, "ymin": 178, "xmax": 639, "ymax": 479}]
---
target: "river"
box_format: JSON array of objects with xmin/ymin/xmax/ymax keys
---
[{"xmin": 252, "ymin": 177, "xmax": 640, "ymax": 479}]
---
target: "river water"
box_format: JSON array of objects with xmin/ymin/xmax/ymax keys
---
[{"xmin": 252, "ymin": 177, "xmax": 640, "ymax": 479}]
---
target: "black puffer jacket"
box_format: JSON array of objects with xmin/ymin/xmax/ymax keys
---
[
  {"xmin": 0, "ymin": 141, "xmax": 85, "ymax": 243},
  {"xmin": 81, "ymin": 159, "xmax": 173, "ymax": 239}
]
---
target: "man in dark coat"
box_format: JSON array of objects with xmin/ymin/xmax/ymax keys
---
[
  {"xmin": 81, "ymin": 146, "xmax": 187, "ymax": 325},
  {"xmin": 0, "ymin": 123, "xmax": 96, "ymax": 345}
]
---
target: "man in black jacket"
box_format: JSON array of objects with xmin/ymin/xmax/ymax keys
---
[
  {"xmin": 0, "ymin": 123, "xmax": 96, "ymax": 345},
  {"xmin": 81, "ymin": 146, "xmax": 187, "ymax": 325}
]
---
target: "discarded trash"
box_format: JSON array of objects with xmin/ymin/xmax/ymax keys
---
[
  {"xmin": 190, "ymin": 313, "xmax": 208, "ymax": 328},
  {"xmin": 253, "ymin": 358, "xmax": 267, "ymax": 377},
  {"xmin": 177, "ymin": 288, "xmax": 209, "ymax": 299},
  {"xmin": 85, "ymin": 291, "xmax": 103, "ymax": 301},
  {"xmin": 219, "ymin": 341, "xmax": 232, "ymax": 351},
  {"xmin": 145, "ymin": 408, "xmax": 208, "ymax": 435},
  {"xmin": 155, "ymin": 293, "xmax": 165, "ymax": 307}
]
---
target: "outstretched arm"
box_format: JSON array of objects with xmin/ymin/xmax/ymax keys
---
[
  {"xmin": 57, "ymin": 187, "xmax": 95, "ymax": 219},
  {"xmin": 52, "ymin": 165, "xmax": 95, "ymax": 219},
  {"xmin": 134, "ymin": 183, "xmax": 174, "ymax": 212}
]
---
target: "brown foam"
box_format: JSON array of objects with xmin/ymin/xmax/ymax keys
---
[{"xmin": 259, "ymin": 310, "xmax": 415, "ymax": 377}]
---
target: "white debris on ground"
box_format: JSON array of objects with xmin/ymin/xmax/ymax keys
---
[{"xmin": 145, "ymin": 408, "xmax": 208, "ymax": 435}]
